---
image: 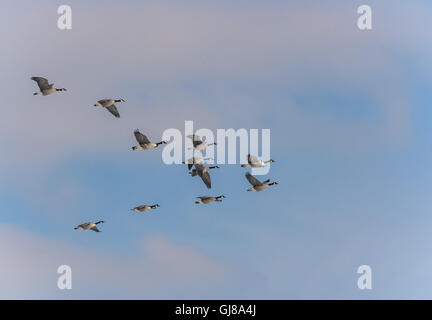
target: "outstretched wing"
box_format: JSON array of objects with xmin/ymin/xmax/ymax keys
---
[
  {"xmin": 106, "ymin": 105, "xmax": 120, "ymax": 118},
  {"xmin": 76, "ymin": 223, "xmax": 86, "ymax": 229},
  {"xmin": 248, "ymin": 154, "xmax": 260, "ymax": 164},
  {"xmin": 134, "ymin": 130, "xmax": 151, "ymax": 145},
  {"xmin": 98, "ymin": 99, "xmax": 113, "ymax": 106},
  {"xmin": 31, "ymin": 77, "xmax": 51, "ymax": 90},
  {"xmin": 187, "ymin": 134, "xmax": 203, "ymax": 147},
  {"xmin": 199, "ymin": 170, "xmax": 211, "ymax": 189},
  {"xmin": 194, "ymin": 163, "xmax": 204, "ymax": 171},
  {"xmin": 187, "ymin": 134, "xmax": 202, "ymax": 142},
  {"xmin": 245, "ymin": 172, "xmax": 262, "ymax": 187},
  {"xmin": 90, "ymin": 226, "xmax": 100, "ymax": 232},
  {"xmin": 197, "ymin": 196, "xmax": 211, "ymax": 200}
]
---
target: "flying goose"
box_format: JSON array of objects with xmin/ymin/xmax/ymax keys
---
[
  {"xmin": 245, "ymin": 172, "xmax": 278, "ymax": 192},
  {"xmin": 195, "ymin": 195, "xmax": 225, "ymax": 204},
  {"xmin": 31, "ymin": 76, "xmax": 67, "ymax": 96},
  {"xmin": 189, "ymin": 164, "xmax": 220, "ymax": 189},
  {"xmin": 132, "ymin": 130, "xmax": 167, "ymax": 150},
  {"xmin": 131, "ymin": 204, "xmax": 160, "ymax": 212},
  {"xmin": 94, "ymin": 98, "xmax": 125, "ymax": 118},
  {"xmin": 241, "ymin": 154, "xmax": 275, "ymax": 168},
  {"xmin": 187, "ymin": 134, "xmax": 216, "ymax": 152},
  {"xmin": 74, "ymin": 221, "xmax": 104, "ymax": 232},
  {"xmin": 182, "ymin": 156, "xmax": 214, "ymax": 170}
]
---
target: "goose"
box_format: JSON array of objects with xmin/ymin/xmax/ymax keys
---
[
  {"xmin": 74, "ymin": 221, "xmax": 104, "ymax": 232},
  {"xmin": 94, "ymin": 98, "xmax": 125, "ymax": 118},
  {"xmin": 245, "ymin": 172, "xmax": 278, "ymax": 192},
  {"xmin": 187, "ymin": 134, "xmax": 216, "ymax": 152},
  {"xmin": 189, "ymin": 164, "xmax": 220, "ymax": 189},
  {"xmin": 131, "ymin": 204, "xmax": 160, "ymax": 212},
  {"xmin": 195, "ymin": 195, "xmax": 225, "ymax": 204},
  {"xmin": 132, "ymin": 130, "xmax": 167, "ymax": 150},
  {"xmin": 182, "ymin": 156, "xmax": 213, "ymax": 170},
  {"xmin": 31, "ymin": 77, "xmax": 67, "ymax": 96},
  {"xmin": 241, "ymin": 154, "xmax": 275, "ymax": 168}
]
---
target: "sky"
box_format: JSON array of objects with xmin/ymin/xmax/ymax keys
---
[{"xmin": 1, "ymin": 0, "xmax": 432, "ymax": 299}]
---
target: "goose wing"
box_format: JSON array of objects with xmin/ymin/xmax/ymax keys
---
[
  {"xmin": 193, "ymin": 140, "xmax": 203, "ymax": 148},
  {"xmin": 248, "ymin": 154, "xmax": 260, "ymax": 164},
  {"xmin": 195, "ymin": 165, "xmax": 211, "ymax": 189},
  {"xmin": 31, "ymin": 77, "xmax": 51, "ymax": 90},
  {"xmin": 245, "ymin": 172, "xmax": 263, "ymax": 186},
  {"xmin": 187, "ymin": 134, "xmax": 202, "ymax": 142},
  {"xmin": 194, "ymin": 163, "xmax": 204, "ymax": 172},
  {"xmin": 106, "ymin": 105, "xmax": 120, "ymax": 118},
  {"xmin": 98, "ymin": 99, "xmax": 113, "ymax": 106},
  {"xmin": 77, "ymin": 222, "xmax": 91, "ymax": 229},
  {"xmin": 90, "ymin": 226, "xmax": 100, "ymax": 232},
  {"xmin": 197, "ymin": 196, "xmax": 211, "ymax": 200},
  {"xmin": 187, "ymin": 134, "xmax": 203, "ymax": 147},
  {"xmin": 134, "ymin": 130, "xmax": 151, "ymax": 145},
  {"xmin": 200, "ymin": 171, "xmax": 211, "ymax": 189},
  {"xmin": 134, "ymin": 205, "xmax": 147, "ymax": 211}
]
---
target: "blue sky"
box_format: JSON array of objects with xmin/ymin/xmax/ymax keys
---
[{"xmin": 1, "ymin": 0, "xmax": 432, "ymax": 299}]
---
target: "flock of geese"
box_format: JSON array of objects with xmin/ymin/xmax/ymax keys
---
[{"xmin": 31, "ymin": 76, "xmax": 278, "ymax": 233}]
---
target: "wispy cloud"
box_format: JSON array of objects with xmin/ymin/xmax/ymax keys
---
[
  {"xmin": 0, "ymin": 224, "xmax": 225, "ymax": 299},
  {"xmin": 2, "ymin": 0, "xmax": 428, "ymax": 171}
]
